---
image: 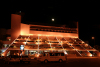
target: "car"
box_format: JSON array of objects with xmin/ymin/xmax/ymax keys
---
[
  {"xmin": 3, "ymin": 56, "xmax": 10, "ymax": 64},
  {"xmin": 37, "ymin": 52, "xmax": 67, "ymax": 63},
  {"xmin": 5, "ymin": 55, "xmax": 20, "ymax": 64},
  {"xmin": 0, "ymin": 56, "xmax": 5, "ymax": 60},
  {"xmin": 20, "ymin": 56, "xmax": 31, "ymax": 63}
]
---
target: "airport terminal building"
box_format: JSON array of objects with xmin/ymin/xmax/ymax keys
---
[{"xmin": 2, "ymin": 14, "xmax": 100, "ymax": 57}]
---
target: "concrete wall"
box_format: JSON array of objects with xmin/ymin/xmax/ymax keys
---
[
  {"xmin": 20, "ymin": 23, "xmax": 30, "ymax": 35},
  {"xmin": 11, "ymin": 14, "xmax": 21, "ymax": 42},
  {"xmin": 3, "ymin": 41, "xmax": 11, "ymax": 44},
  {"xmin": 30, "ymin": 30, "xmax": 78, "ymax": 38}
]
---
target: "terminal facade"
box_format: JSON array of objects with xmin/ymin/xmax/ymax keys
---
[{"xmin": 2, "ymin": 14, "xmax": 100, "ymax": 57}]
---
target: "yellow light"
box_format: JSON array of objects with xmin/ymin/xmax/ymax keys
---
[
  {"xmin": 63, "ymin": 50, "xmax": 67, "ymax": 54},
  {"xmin": 29, "ymin": 34, "xmax": 33, "ymax": 35},
  {"xmin": 82, "ymin": 41, "xmax": 84, "ymax": 44},
  {"xmin": 85, "ymin": 44, "xmax": 88, "ymax": 47},
  {"xmin": 36, "ymin": 42, "xmax": 41, "ymax": 44},
  {"xmin": 36, "ymin": 54, "xmax": 40, "ymax": 57},
  {"xmin": 2, "ymin": 53, "xmax": 4, "ymax": 56},
  {"xmin": 24, "ymin": 42, "xmax": 27, "ymax": 44},
  {"xmin": 48, "ymin": 43, "xmax": 51, "ymax": 44},
  {"xmin": 38, "ymin": 34, "xmax": 42, "ymax": 36},
  {"xmin": 14, "ymin": 46, "xmax": 17, "ymax": 48},
  {"xmin": 90, "ymin": 54, "xmax": 92, "ymax": 57}
]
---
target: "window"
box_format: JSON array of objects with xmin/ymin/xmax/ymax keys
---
[
  {"xmin": 43, "ymin": 53, "xmax": 48, "ymax": 56},
  {"xmin": 27, "ymin": 41, "xmax": 35, "ymax": 42},
  {"xmin": 55, "ymin": 53, "xmax": 60, "ymax": 56},
  {"xmin": 49, "ymin": 53, "xmax": 54, "ymax": 56},
  {"xmin": 10, "ymin": 45, "xmax": 14, "ymax": 48},
  {"xmin": 61, "ymin": 53, "xmax": 64, "ymax": 56},
  {"xmin": 76, "ymin": 45, "xmax": 80, "ymax": 46}
]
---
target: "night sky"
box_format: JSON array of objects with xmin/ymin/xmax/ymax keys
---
[{"xmin": 1, "ymin": 0, "xmax": 100, "ymax": 46}]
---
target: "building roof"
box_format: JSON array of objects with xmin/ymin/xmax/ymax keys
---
[{"xmin": 23, "ymin": 21, "xmax": 77, "ymax": 28}]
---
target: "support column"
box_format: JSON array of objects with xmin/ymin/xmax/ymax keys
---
[{"xmin": 77, "ymin": 22, "xmax": 79, "ymax": 38}]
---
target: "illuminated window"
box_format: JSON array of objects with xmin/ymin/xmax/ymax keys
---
[
  {"xmin": 43, "ymin": 53, "xmax": 48, "ymax": 56},
  {"xmin": 14, "ymin": 46, "xmax": 17, "ymax": 48},
  {"xmin": 55, "ymin": 53, "xmax": 60, "ymax": 56},
  {"xmin": 49, "ymin": 53, "xmax": 54, "ymax": 56}
]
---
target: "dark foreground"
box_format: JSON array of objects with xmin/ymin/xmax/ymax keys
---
[{"xmin": 0, "ymin": 57, "xmax": 100, "ymax": 67}]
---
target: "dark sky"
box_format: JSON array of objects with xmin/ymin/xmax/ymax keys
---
[{"xmin": 1, "ymin": 0, "xmax": 100, "ymax": 46}]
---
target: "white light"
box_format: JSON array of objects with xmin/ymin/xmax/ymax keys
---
[
  {"xmin": 52, "ymin": 18, "xmax": 54, "ymax": 21},
  {"xmin": 90, "ymin": 54, "xmax": 92, "ymax": 57},
  {"xmin": 64, "ymin": 51, "xmax": 67, "ymax": 54},
  {"xmin": 24, "ymin": 42, "xmax": 27, "ymax": 44},
  {"xmin": 20, "ymin": 45, "xmax": 24, "ymax": 50}
]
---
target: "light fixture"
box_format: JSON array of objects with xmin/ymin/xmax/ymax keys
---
[
  {"xmin": 90, "ymin": 54, "xmax": 92, "ymax": 57},
  {"xmin": 20, "ymin": 45, "xmax": 24, "ymax": 50}
]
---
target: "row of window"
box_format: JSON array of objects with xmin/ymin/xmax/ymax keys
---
[
  {"xmin": 30, "ymin": 26, "xmax": 76, "ymax": 30},
  {"xmin": 43, "ymin": 53, "xmax": 64, "ymax": 56},
  {"xmin": 30, "ymin": 28, "xmax": 77, "ymax": 33}
]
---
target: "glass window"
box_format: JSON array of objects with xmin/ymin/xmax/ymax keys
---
[
  {"xmin": 49, "ymin": 53, "xmax": 54, "ymax": 56},
  {"xmin": 43, "ymin": 53, "xmax": 48, "ymax": 56},
  {"xmin": 61, "ymin": 53, "xmax": 64, "ymax": 56},
  {"xmin": 55, "ymin": 53, "xmax": 60, "ymax": 56}
]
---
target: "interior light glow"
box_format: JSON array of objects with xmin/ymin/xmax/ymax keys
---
[
  {"xmin": 37, "ymin": 54, "xmax": 39, "ymax": 57},
  {"xmin": 48, "ymin": 43, "xmax": 51, "ymax": 44},
  {"xmin": 90, "ymin": 54, "xmax": 92, "ymax": 57},
  {"xmin": 29, "ymin": 34, "xmax": 33, "ymax": 35},
  {"xmin": 36, "ymin": 42, "xmax": 41, "ymax": 44},
  {"xmin": 38, "ymin": 34, "xmax": 42, "ymax": 36},
  {"xmin": 82, "ymin": 41, "xmax": 84, "ymax": 44},
  {"xmin": 24, "ymin": 42, "xmax": 27, "ymax": 44},
  {"xmin": 2, "ymin": 54, "xmax": 4, "ymax": 56}
]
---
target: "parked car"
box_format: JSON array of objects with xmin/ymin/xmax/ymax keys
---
[
  {"xmin": 20, "ymin": 56, "xmax": 31, "ymax": 63},
  {"xmin": 3, "ymin": 56, "xmax": 10, "ymax": 64},
  {"xmin": 0, "ymin": 56, "xmax": 5, "ymax": 60},
  {"xmin": 37, "ymin": 52, "xmax": 67, "ymax": 63},
  {"xmin": 4, "ymin": 55, "xmax": 20, "ymax": 64}
]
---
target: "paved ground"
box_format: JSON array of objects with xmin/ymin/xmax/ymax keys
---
[{"xmin": 0, "ymin": 57, "xmax": 100, "ymax": 67}]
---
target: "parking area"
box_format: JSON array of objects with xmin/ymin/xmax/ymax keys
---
[{"xmin": 0, "ymin": 57, "xmax": 100, "ymax": 67}]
